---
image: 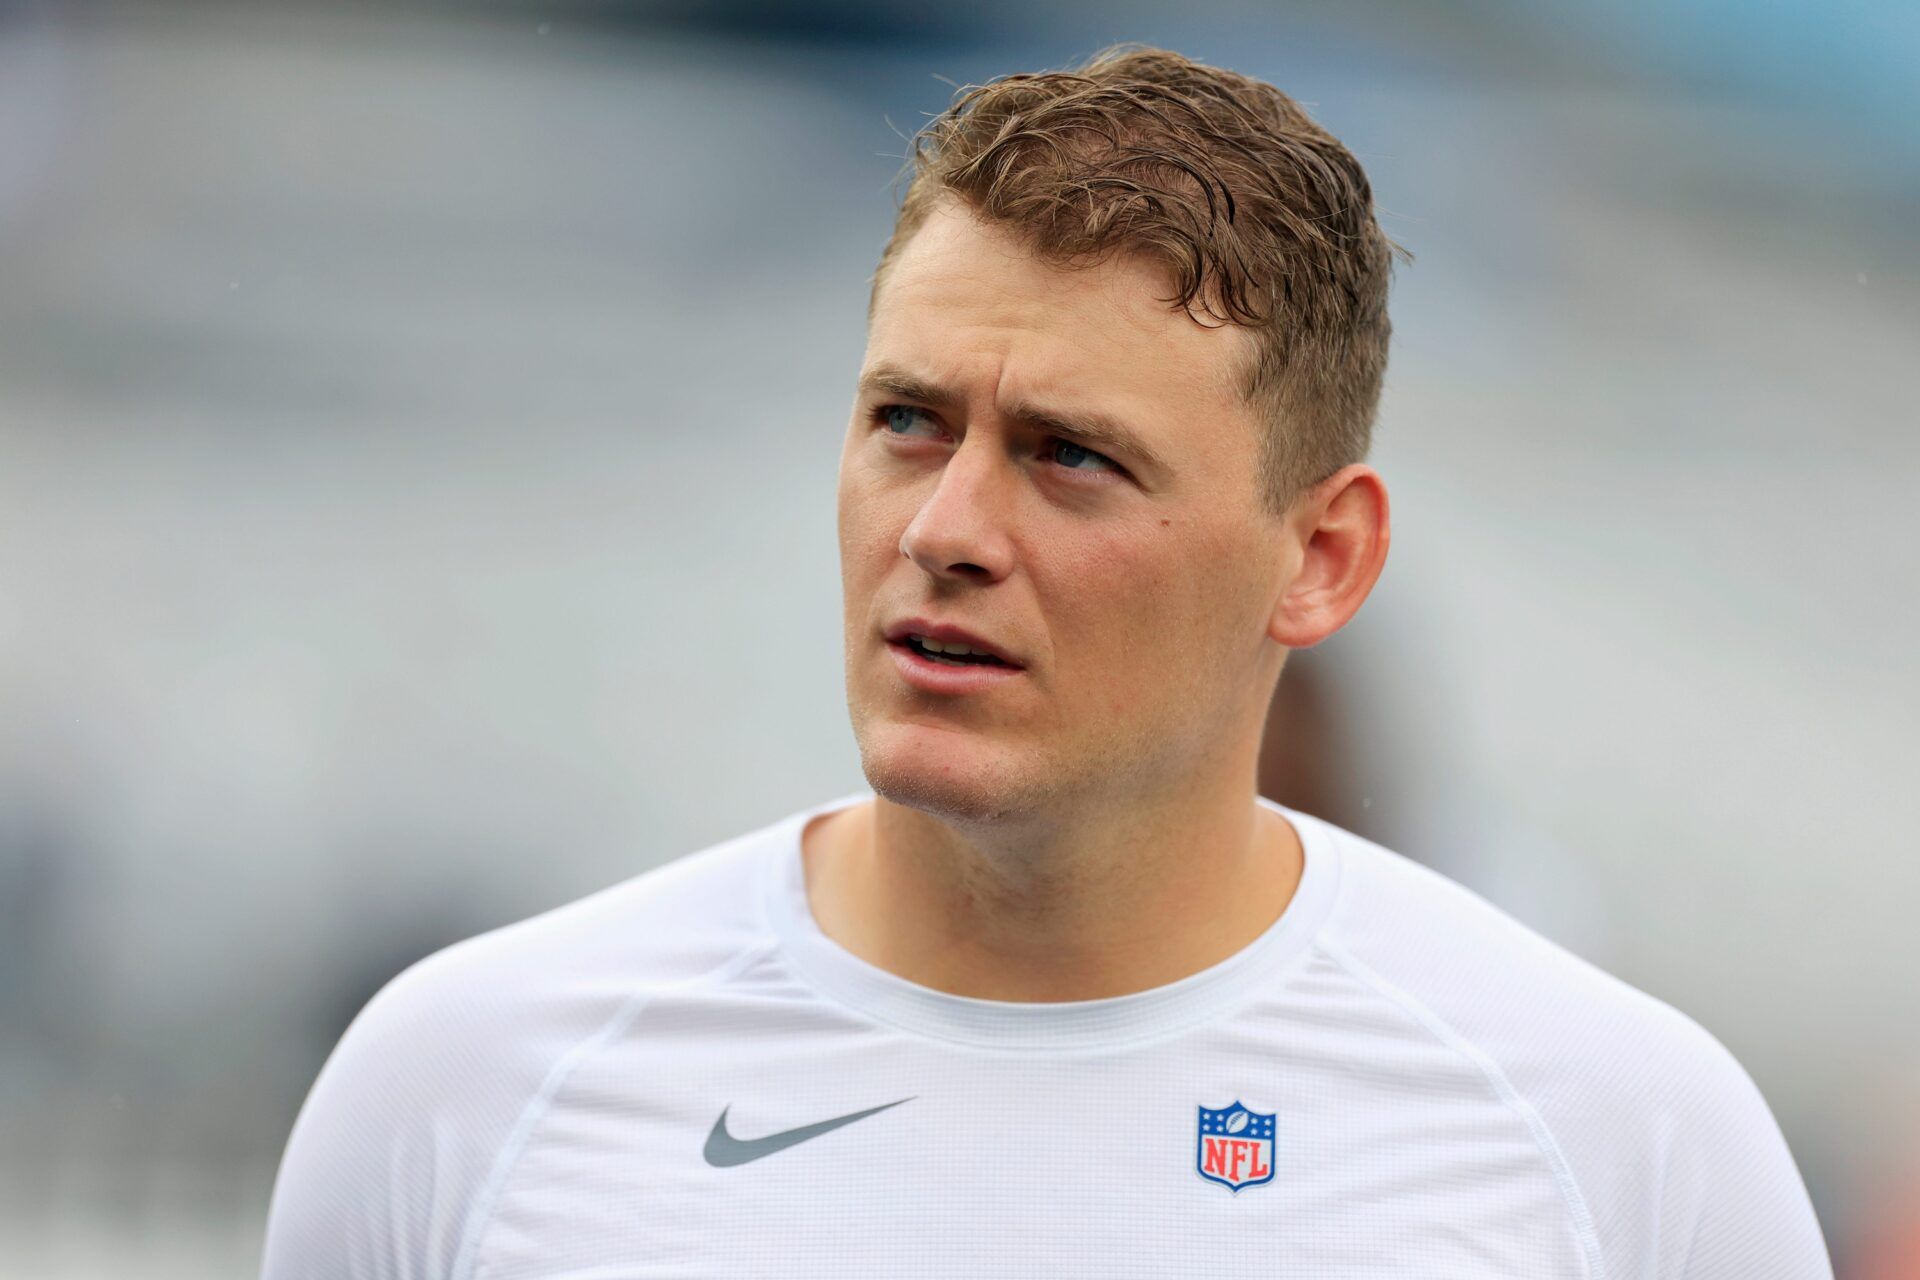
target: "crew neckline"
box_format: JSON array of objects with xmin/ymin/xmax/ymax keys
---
[{"xmin": 761, "ymin": 791, "xmax": 1344, "ymax": 1051}]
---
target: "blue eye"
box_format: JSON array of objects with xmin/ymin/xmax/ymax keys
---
[
  {"xmin": 880, "ymin": 405, "xmax": 938, "ymax": 436},
  {"xmin": 874, "ymin": 405, "xmax": 1123, "ymax": 480},
  {"xmin": 1051, "ymin": 439, "xmax": 1118, "ymax": 473}
]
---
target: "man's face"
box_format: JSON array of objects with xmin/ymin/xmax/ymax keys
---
[{"xmin": 838, "ymin": 198, "xmax": 1293, "ymax": 824}]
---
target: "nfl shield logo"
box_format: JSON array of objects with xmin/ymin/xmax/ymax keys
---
[{"xmin": 1195, "ymin": 1101, "xmax": 1276, "ymax": 1193}]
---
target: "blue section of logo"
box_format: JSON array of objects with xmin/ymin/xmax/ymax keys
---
[{"xmin": 1195, "ymin": 1100, "xmax": 1278, "ymax": 1193}]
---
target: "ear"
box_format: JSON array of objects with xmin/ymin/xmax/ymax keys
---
[{"xmin": 1267, "ymin": 464, "xmax": 1390, "ymax": 649}]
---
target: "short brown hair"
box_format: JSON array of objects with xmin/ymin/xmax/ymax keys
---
[{"xmin": 870, "ymin": 44, "xmax": 1408, "ymax": 513}]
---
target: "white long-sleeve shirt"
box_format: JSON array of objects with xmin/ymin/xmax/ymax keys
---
[{"xmin": 261, "ymin": 792, "xmax": 1832, "ymax": 1278}]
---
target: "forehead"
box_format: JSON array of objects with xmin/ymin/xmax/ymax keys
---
[{"xmin": 867, "ymin": 201, "xmax": 1253, "ymax": 425}]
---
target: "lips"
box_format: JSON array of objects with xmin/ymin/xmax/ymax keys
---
[
  {"xmin": 884, "ymin": 635, "xmax": 1026, "ymax": 694},
  {"xmin": 882, "ymin": 617, "xmax": 1024, "ymax": 669}
]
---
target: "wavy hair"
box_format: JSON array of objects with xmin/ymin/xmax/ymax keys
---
[{"xmin": 871, "ymin": 44, "xmax": 1409, "ymax": 512}]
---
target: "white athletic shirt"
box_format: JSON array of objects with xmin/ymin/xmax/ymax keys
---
[{"xmin": 260, "ymin": 793, "xmax": 1832, "ymax": 1279}]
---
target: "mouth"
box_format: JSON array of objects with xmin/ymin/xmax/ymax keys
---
[
  {"xmin": 881, "ymin": 620, "xmax": 1026, "ymax": 693},
  {"xmin": 893, "ymin": 633, "xmax": 1015, "ymax": 668},
  {"xmin": 882, "ymin": 618, "xmax": 1024, "ymax": 669}
]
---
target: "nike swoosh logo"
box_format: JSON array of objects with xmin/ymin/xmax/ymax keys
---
[{"xmin": 703, "ymin": 1098, "xmax": 913, "ymax": 1168}]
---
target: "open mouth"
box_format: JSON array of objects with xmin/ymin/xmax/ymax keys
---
[{"xmin": 898, "ymin": 634, "xmax": 1012, "ymax": 668}]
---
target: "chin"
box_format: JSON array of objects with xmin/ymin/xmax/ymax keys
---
[{"xmin": 853, "ymin": 718, "xmax": 1050, "ymax": 826}]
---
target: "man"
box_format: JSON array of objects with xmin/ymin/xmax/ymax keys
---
[{"xmin": 261, "ymin": 45, "xmax": 1831, "ymax": 1278}]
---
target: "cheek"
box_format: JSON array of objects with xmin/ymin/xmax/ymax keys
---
[
  {"xmin": 1025, "ymin": 518, "xmax": 1186, "ymax": 683},
  {"xmin": 1170, "ymin": 522, "xmax": 1273, "ymax": 651},
  {"xmin": 837, "ymin": 459, "xmax": 919, "ymax": 608},
  {"xmin": 1034, "ymin": 518, "xmax": 1255, "ymax": 702},
  {"xmin": 1047, "ymin": 514, "xmax": 1232, "ymax": 614}
]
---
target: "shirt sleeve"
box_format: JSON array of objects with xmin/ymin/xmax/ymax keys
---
[
  {"xmin": 1662, "ymin": 1035, "xmax": 1833, "ymax": 1280},
  {"xmin": 258, "ymin": 943, "xmax": 544, "ymax": 1280}
]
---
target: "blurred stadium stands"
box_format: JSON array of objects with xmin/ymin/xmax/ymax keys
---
[{"xmin": 1, "ymin": 0, "xmax": 1914, "ymax": 1272}]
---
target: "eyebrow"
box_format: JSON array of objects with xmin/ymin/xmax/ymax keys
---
[{"xmin": 857, "ymin": 363, "xmax": 1169, "ymax": 475}]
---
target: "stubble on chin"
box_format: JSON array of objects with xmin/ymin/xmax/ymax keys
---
[
  {"xmin": 842, "ymin": 649, "xmax": 1033, "ymax": 824},
  {"xmin": 845, "ymin": 674, "xmax": 1164, "ymax": 834},
  {"xmin": 853, "ymin": 722, "xmax": 1041, "ymax": 827}
]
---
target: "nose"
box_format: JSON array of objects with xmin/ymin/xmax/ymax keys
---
[{"xmin": 898, "ymin": 442, "xmax": 1016, "ymax": 583}]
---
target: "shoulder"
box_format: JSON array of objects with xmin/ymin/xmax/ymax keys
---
[
  {"xmin": 1305, "ymin": 814, "xmax": 1831, "ymax": 1278},
  {"xmin": 348, "ymin": 805, "xmax": 788, "ymax": 1070},
  {"xmin": 1310, "ymin": 813, "xmax": 1705, "ymax": 1071},
  {"xmin": 259, "ymin": 800, "xmax": 817, "ymax": 1280}
]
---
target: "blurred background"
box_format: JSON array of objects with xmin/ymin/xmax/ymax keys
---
[{"xmin": 1, "ymin": 0, "xmax": 1915, "ymax": 1274}]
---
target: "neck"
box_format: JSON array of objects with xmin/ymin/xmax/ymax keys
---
[{"xmin": 801, "ymin": 773, "xmax": 1304, "ymax": 1002}]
